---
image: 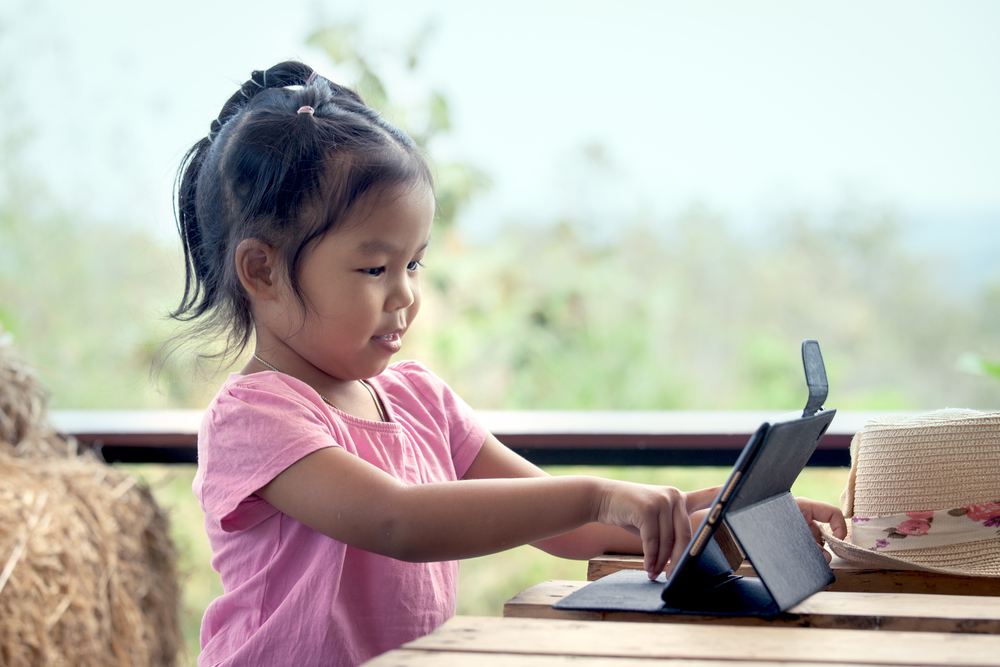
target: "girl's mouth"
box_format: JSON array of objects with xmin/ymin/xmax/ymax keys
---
[{"xmin": 371, "ymin": 332, "xmax": 402, "ymax": 354}]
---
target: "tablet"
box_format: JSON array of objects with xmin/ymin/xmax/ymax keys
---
[
  {"xmin": 553, "ymin": 340, "xmax": 837, "ymax": 617},
  {"xmin": 659, "ymin": 406, "xmax": 836, "ymax": 613}
]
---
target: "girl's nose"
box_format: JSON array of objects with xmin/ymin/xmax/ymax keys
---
[{"xmin": 385, "ymin": 274, "xmax": 416, "ymax": 311}]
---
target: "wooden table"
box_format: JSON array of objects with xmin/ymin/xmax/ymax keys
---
[
  {"xmin": 589, "ymin": 554, "xmax": 1000, "ymax": 596},
  {"xmin": 505, "ymin": 580, "xmax": 1000, "ymax": 634},
  {"xmin": 364, "ymin": 615, "xmax": 1000, "ymax": 666}
]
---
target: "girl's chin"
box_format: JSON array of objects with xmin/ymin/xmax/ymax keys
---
[{"xmin": 358, "ymin": 354, "xmax": 393, "ymax": 379}]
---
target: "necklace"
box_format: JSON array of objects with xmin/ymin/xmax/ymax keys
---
[{"xmin": 252, "ymin": 353, "xmax": 386, "ymax": 422}]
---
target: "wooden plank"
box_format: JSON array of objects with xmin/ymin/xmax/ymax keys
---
[
  {"xmin": 49, "ymin": 410, "xmax": 900, "ymax": 456},
  {"xmin": 52, "ymin": 408, "xmax": 892, "ymax": 445},
  {"xmin": 50, "ymin": 410, "xmax": 202, "ymax": 447},
  {"xmin": 504, "ymin": 580, "xmax": 1000, "ymax": 633},
  {"xmin": 476, "ymin": 410, "xmax": 870, "ymax": 452},
  {"xmin": 587, "ymin": 554, "xmax": 1000, "ymax": 596},
  {"xmin": 403, "ymin": 615, "xmax": 1000, "ymax": 666},
  {"xmin": 364, "ymin": 649, "xmax": 905, "ymax": 667}
]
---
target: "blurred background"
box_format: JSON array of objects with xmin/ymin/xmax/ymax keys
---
[
  {"xmin": 2, "ymin": 0, "xmax": 998, "ymax": 661},
  {"xmin": 1, "ymin": 0, "xmax": 998, "ymax": 410}
]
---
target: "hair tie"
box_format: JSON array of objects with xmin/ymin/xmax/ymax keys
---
[
  {"xmin": 297, "ymin": 106, "xmax": 315, "ymax": 116},
  {"xmin": 305, "ymin": 71, "xmax": 318, "ymax": 86}
]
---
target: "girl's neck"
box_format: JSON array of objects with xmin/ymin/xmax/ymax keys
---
[{"xmin": 245, "ymin": 347, "xmax": 386, "ymax": 422}]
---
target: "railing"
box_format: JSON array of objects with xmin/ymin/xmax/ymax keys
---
[{"xmin": 50, "ymin": 409, "xmax": 905, "ymax": 467}]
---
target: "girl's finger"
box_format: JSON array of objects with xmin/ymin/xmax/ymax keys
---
[
  {"xmin": 807, "ymin": 518, "xmax": 823, "ymax": 545},
  {"xmin": 797, "ymin": 498, "xmax": 848, "ymax": 540},
  {"xmin": 640, "ymin": 516, "xmax": 659, "ymax": 578},
  {"xmin": 685, "ymin": 486, "xmax": 723, "ymax": 513},
  {"xmin": 825, "ymin": 508, "xmax": 848, "ymax": 540},
  {"xmin": 652, "ymin": 502, "xmax": 674, "ymax": 579},
  {"xmin": 664, "ymin": 496, "xmax": 692, "ymax": 578}
]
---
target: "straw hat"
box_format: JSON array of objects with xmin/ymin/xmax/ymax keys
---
[{"xmin": 822, "ymin": 409, "xmax": 1000, "ymax": 577}]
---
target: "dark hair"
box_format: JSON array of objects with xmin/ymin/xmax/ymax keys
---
[{"xmin": 169, "ymin": 61, "xmax": 431, "ymax": 363}]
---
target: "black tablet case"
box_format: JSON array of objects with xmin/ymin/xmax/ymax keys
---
[{"xmin": 553, "ymin": 340, "xmax": 837, "ymax": 618}]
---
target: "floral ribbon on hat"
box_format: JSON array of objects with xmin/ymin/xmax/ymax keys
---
[{"xmin": 849, "ymin": 502, "xmax": 1000, "ymax": 552}]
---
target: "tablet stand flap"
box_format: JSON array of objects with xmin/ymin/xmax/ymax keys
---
[
  {"xmin": 551, "ymin": 569, "xmax": 672, "ymax": 613},
  {"xmin": 662, "ymin": 576, "xmax": 778, "ymax": 617},
  {"xmin": 553, "ymin": 532, "xmax": 737, "ymax": 613},
  {"xmin": 552, "ymin": 566, "xmax": 781, "ymax": 617},
  {"xmin": 658, "ymin": 531, "xmax": 738, "ymax": 600},
  {"xmin": 724, "ymin": 491, "xmax": 835, "ymax": 612},
  {"xmin": 801, "ymin": 339, "xmax": 828, "ymax": 417}
]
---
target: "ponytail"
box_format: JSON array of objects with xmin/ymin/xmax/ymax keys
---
[
  {"xmin": 174, "ymin": 62, "xmax": 318, "ymax": 321},
  {"xmin": 207, "ymin": 62, "xmax": 315, "ymax": 143}
]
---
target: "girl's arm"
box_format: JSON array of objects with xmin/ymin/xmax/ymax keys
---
[
  {"xmin": 257, "ymin": 437, "xmax": 717, "ymax": 578},
  {"xmin": 462, "ymin": 434, "xmax": 849, "ymax": 562},
  {"xmin": 461, "ymin": 433, "xmax": 696, "ymax": 560}
]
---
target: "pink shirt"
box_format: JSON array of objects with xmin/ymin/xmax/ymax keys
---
[{"xmin": 193, "ymin": 361, "xmax": 486, "ymax": 667}]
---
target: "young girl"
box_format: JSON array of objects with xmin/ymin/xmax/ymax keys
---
[{"xmin": 173, "ymin": 61, "xmax": 846, "ymax": 667}]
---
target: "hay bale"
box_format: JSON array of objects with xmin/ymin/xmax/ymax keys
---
[
  {"xmin": 0, "ymin": 329, "xmax": 76, "ymax": 459},
  {"xmin": 0, "ymin": 328, "xmax": 44, "ymax": 446},
  {"xmin": 0, "ymin": 330, "xmax": 183, "ymax": 666}
]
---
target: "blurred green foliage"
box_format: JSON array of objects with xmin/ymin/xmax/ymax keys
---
[
  {"xmin": 1, "ymin": 21, "xmax": 998, "ymax": 411},
  {"xmin": 306, "ymin": 21, "xmax": 491, "ymax": 232},
  {"xmin": 0, "ymin": 176, "xmax": 204, "ymax": 407},
  {"xmin": 982, "ymin": 360, "xmax": 1000, "ymax": 381},
  {"xmin": 406, "ymin": 210, "xmax": 1000, "ymax": 411},
  {"xmin": 958, "ymin": 351, "xmax": 1000, "ymax": 384}
]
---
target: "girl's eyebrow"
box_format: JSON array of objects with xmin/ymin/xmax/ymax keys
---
[{"xmin": 356, "ymin": 238, "xmax": 431, "ymax": 255}]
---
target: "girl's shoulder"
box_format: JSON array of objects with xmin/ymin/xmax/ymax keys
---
[
  {"xmin": 208, "ymin": 371, "xmax": 329, "ymax": 424},
  {"xmin": 373, "ymin": 360, "xmax": 468, "ymax": 418},
  {"xmin": 374, "ymin": 361, "xmax": 485, "ymax": 471},
  {"xmin": 375, "ymin": 360, "xmax": 445, "ymax": 396},
  {"xmin": 379, "ymin": 359, "xmax": 434, "ymax": 381},
  {"xmin": 217, "ymin": 370, "xmax": 321, "ymax": 402}
]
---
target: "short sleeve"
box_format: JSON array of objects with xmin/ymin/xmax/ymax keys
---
[
  {"xmin": 196, "ymin": 374, "xmax": 339, "ymax": 532},
  {"xmin": 378, "ymin": 361, "xmax": 486, "ymax": 478}
]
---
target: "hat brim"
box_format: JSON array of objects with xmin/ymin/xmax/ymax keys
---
[{"xmin": 821, "ymin": 528, "xmax": 1000, "ymax": 578}]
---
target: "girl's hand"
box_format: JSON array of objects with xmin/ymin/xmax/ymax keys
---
[
  {"xmin": 595, "ymin": 482, "xmax": 721, "ymax": 579},
  {"xmin": 794, "ymin": 496, "xmax": 847, "ymax": 562}
]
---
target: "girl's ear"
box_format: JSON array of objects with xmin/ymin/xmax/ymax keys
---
[{"xmin": 235, "ymin": 238, "xmax": 281, "ymax": 300}]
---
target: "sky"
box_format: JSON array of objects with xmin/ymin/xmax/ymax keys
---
[{"xmin": 2, "ymin": 0, "xmax": 998, "ymax": 286}]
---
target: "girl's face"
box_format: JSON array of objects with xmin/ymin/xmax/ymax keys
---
[{"xmin": 268, "ymin": 182, "xmax": 435, "ymax": 383}]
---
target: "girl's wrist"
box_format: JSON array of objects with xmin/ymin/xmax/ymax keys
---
[{"xmin": 589, "ymin": 476, "xmax": 615, "ymax": 525}]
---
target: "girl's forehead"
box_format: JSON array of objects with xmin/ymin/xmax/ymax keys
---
[
  {"xmin": 342, "ymin": 182, "xmax": 434, "ymax": 229},
  {"xmin": 320, "ymin": 182, "xmax": 434, "ymax": 248}
]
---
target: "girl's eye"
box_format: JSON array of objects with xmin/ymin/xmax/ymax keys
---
[
  {"xmin": 407, "ymin": 260, "xmax": 425, "ymax": 272},
  {"xmin": 363, "ymin": 267, "xmax": 385, "ymax": 277}
]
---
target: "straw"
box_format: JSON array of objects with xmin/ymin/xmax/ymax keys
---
[
  {"xmin": 0, "ymin": 328, "xmax": 183, "ymax": 666},
  {"xmin": 823, "ymin": 409, "xmax": 1000, "ymax": 577}
]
